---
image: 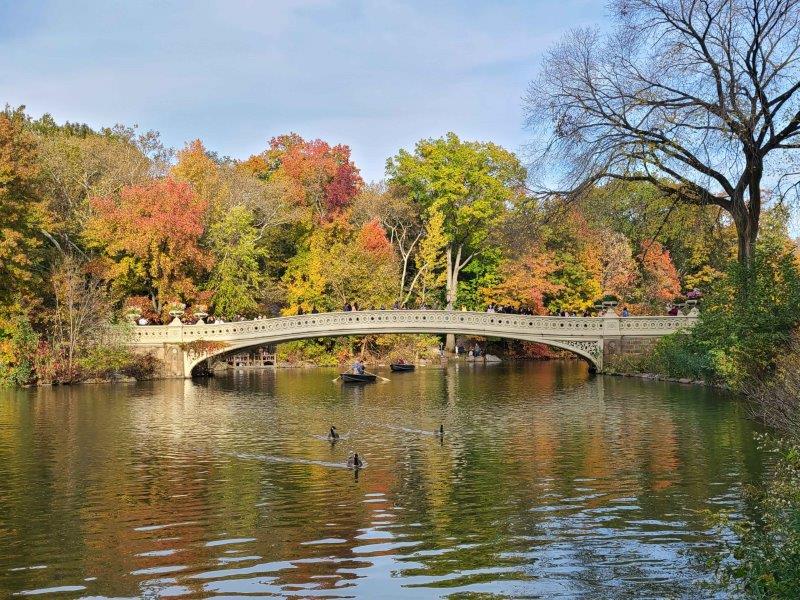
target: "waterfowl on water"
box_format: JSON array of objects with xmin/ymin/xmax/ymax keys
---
[
  {"xmin": 347, "ymin": 452, "xmax": 363, "ymax": 469},
  {"xmin": 328, "ymin": 426, "xmax": 339, "ymax": 440},
  {"xmin": 437, "ymin": 424, "xmax": 444, "ymax": 436}
]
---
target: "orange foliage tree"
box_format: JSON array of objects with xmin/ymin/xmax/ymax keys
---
[
  {"xmin": 481, "ymin": 249, "xmax": 562, "ymax": 313},
  {"xmin": 638, "ymin": 241, "xmax": 681, "ymax": 309},
  {"xmin": 86, "ymin": 178, "xmax": 212, "ymax": 315}
]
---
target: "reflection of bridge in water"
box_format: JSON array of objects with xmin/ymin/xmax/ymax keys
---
[{"xmin": 127, "ymin": 310, "xmax": 698, "ymax": 378}]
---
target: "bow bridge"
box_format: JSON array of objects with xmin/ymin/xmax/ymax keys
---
[{"xmin": 126, "ymin": 310, "xmax": 697, "ymax": 378}]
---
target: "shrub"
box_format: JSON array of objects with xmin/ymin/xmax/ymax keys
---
[
  {"xmin": 709, "ymin": 435, "xmax": 800, "ymax": 599},
  {"xmin": 0, "ymin": 315, "xmax": 39, "ymax": 386},
  {"xmin": 745, "ymin": 331, "xmax": 800, "ymax": 439},
  {"xmin": 629, "ymin": 242, "xmax": 800, "ymax": 388}
]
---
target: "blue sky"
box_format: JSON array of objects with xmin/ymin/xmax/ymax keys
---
[{"xmin": 0, "ymin": 0, "xmax": 607, "ymax": 181}]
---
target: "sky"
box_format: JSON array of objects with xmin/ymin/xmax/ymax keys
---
[{"xmin": 0, "ymin": 0, "xmax": 607, "ymax": 182}]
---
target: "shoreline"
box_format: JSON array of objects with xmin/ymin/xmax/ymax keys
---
[{"xmin": 603, "ymin": 370, "xmax": 728, "ymax": 389}]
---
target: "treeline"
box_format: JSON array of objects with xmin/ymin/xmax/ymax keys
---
[{"xmin": 0, "ymin": 106, "xmax": 796, "ymax": 384}]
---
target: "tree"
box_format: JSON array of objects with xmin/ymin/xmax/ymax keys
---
[
  {"xmin": 414, "ymin": 210, "xmax": 448, "ymax": 307},
  {"xmin": 206, "ymin": 205, "xmax": 269, "ymax": 319},
  {"xmin": 526, "ymin": 0, "xmax": 800, "ymax": 269},
  {"xmin": 50, "ymin": 255, "xmax": 110, "ymax": 380},
  {"xmin": 0, "ymin": 107, "xmax": 49, "ymax": 306},
  {"xmin": 597, "ymin": 229, "xmax": 638, "ymax": 299},
  {"xmin": 86, "ymin": 178, "xmax": 211, "ymax": 313},
  {"xmin": 242, "ymin": 133, "xmax": 362, "ymax": 221},
  {"xmin": 386, "ymin": 132, "xmax": 527, "ymax": 318},
  {"xmin": 283, "ymin": 215, "xmax": 399, "ymax": 312},
  {"xmin": 36, "ymin": 122, "xmax": 167, "ymax": 246},
  {"xmin": 480, "ymin": 248, "xmax": 561, "ymax": 313},
  {"xmin": 352, "ymin": 183, "xmax": 425, "ymax": 304},
  {"xmin": 639, "ymin": 241, "xmax": 682, "ymax": 308},
  {"xmin": 171, "ymin": 139, "xmax": 226, "ymax": 218}
]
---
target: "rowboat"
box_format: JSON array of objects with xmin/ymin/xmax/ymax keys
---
[
  {"xmin": 340, "ymin": 373, "xmax": 377, "ymax": 383},
  {"xmin": 390, "ymin": 363, "xmax": 415, "ymax": 372}
]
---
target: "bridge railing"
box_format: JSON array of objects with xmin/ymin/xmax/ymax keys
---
[{"xmin": 126, "ymin": 310, "xmax": 697, "ymax": 347}]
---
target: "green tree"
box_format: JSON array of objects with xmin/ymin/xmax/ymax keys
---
[
  {"xmin": 387, "ymin": 133, "xmax": 526, "ymax": 346},
  {"xmin": 207, "ymin": 206, "xmax": 269, "ymax": 319}
]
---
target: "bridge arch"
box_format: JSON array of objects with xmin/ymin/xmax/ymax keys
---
[{"xmin": 188, "ymin": 330, "xmax": 603, "ymax": 375}]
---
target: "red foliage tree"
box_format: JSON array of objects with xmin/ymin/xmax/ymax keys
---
[
  {"xmin": 87, "ymin": 178, "xmax": 212, "ymax": 312},
  {"xmin": 244, "ymin": 133, "xmax": 363, "ymax": 220}
]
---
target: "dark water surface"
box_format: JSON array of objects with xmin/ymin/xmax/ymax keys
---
[{"xmin": 0, "ymin": 362, "xmax": 763, "ymax": 598}]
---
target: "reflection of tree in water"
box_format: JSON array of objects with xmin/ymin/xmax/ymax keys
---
[{"xmin": 0, "ymin": 365, "xmax": 766, "ymax": 597}]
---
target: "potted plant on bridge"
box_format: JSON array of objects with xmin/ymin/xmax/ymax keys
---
[
  {"xmin": 192, "ymin": 304, "xmax": 209, "ymax": 324},
  {"xmin": 685, "ymin": 288, "xmax": 701, "ymax": 308},
  {"xmin": 167, "ymin": 302, "xmax": 186, "ymax": 326},
  {"xmin": 670, "ymin": 295, "xmax": 687, "ymax": 315}
]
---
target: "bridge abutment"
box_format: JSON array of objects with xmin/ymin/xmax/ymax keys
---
[{"xmin": 603, "ymin": 336, "xmax": 661, "ymax": 369}]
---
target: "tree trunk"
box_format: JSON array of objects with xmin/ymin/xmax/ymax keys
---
[
  {"xmin": 731, "ymin": 186, "xmax": 760, "ymax": 269},
  {"xmin": 444, "ymin": 245, "xmax": 462, "ymax": 353}
]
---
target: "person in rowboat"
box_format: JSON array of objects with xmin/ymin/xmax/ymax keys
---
[{"xmin": 352, "ymin": 358, "xmax": 365, "ymax": 375}]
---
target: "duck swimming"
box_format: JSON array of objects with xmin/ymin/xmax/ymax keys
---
[
  {"xmin": 437, "ymin": 424, "xmax": 444, "ymax": 436},
  {"xmin": 347, "ymin": 452, "xmax": 363, "ymax": 469},
  {"xmin": 328, "ymin": 426, "xmax": 339, "ymax": 440}
]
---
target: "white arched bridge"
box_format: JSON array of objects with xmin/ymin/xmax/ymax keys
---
[{"xmin": 126, "ymin": 309, "xmax": 698, "ymax": 378}]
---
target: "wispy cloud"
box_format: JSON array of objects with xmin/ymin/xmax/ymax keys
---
[{"xmin": 0, "ymin": 0, "xmax": 607, "ymax": 180}]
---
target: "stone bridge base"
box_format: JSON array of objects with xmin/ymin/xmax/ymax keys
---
[
  {"xmin": 132, "ymin": 344, "xmax": 187, "ymax": 378},
  {"xmin": 602, "ymin": 336, "xmax": 660, "ymax": 369}
]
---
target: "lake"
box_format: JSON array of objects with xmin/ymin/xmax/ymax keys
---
[{"xmin": 0, "ymin": 362, "xmax": 763, "ymax": 598}]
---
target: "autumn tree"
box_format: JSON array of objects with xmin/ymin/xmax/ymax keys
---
[
  {"xmin": 414, "ymin": 210, "xmax": 448, "ymax": 307},
  {"xmin": 0, "ymin": 107, "xmax": 49, "ymax": 307},
  {"xmin": 481, "ymin": 248, "xmax": 562, "ymax": 313},
  {"xmin": 35, "ymin": 118, "xmax": 168, "ymax": 247},
  {"xmin": 171, "ymin": 139, "xmax": 226, "ymax": 218},
  {"xmin": 638, "ymin": 241, "xmax": 682, "ymax": 309},
  {"xmin": 352, "ymin": 183, "xmax": 425, "ymax": 304},
  {"xmin": 597, "ymin": 229, "xmax": 638, "ymax": 299},
  {"xmin": 387, "ymin": 132, "xmax": 527, "ymax": 324},
  {"xmin": 86, "ymin": 178, "xmax": 211, "ymax": 314},
  {"xmin": 242, "ymin": 133, "xmax": 362, "ymax": 221},
  {"xmin": 526, "ymin": 0, "xmax": 800, "ymax": 270},
  {"xmin": 50, "ymin": 255, "xmax": 111, "ymax": 380},
  {"xmin": 283, "ymin": 216, "xmax": 399, "ymax": 312}
]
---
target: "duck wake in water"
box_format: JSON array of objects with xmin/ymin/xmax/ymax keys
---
[
  {"xmin": 382, "ymin": 424, "xmax": 443, "ymax": 437},
  {"xmin": 229, "ymin": 452, "xmax": 366, "ymax": 470}
]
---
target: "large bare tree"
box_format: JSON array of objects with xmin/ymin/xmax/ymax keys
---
[{"xmin": 526, "ymin": 0, "xmax": 800, "ymax": 267}]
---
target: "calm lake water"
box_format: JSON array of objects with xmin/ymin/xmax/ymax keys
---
[{"xmin": 0, "ymin": 362, "xmax": 763, "ymax": 599}]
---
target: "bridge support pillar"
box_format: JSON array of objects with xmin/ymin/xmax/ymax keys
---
[{"xmin": 162, "ymin": 343, "xmax": 187, "ymax": 378}]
